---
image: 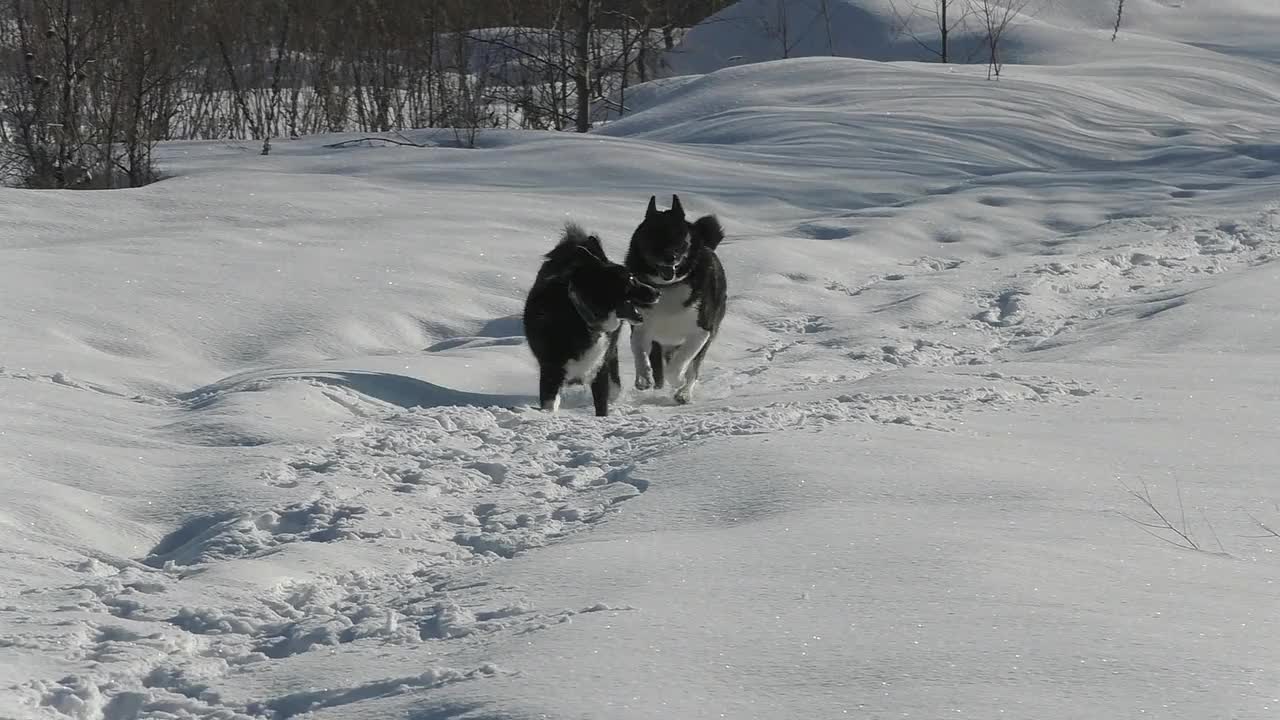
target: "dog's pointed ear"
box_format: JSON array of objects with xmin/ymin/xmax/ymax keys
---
[
  {"xmin": 646, "ymin": 195, "xmax": 657, "ymax": 218},
  {"xmin": 670, "ymin": 194, "xmax": 684, "ymax": 217},
  {"xmin": 582, "ymin": 234, "xmax": 608, "ymax": 262},
  {"xmin": 575, "ymin": 244, "xmax": 604, "ymax": 265}
]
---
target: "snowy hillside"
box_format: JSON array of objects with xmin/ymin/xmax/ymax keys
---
[
  {"xmin": 664, "ymin": 0, "xmax": 1280, "ymax": 73},
  {"xmin": 3, "ymin": 2, "xmax": 1280, "ymax": 719}
]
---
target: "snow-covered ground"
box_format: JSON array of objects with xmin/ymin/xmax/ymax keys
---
[
  {"xmin": 4, "ymin": 2, "xmax": 1280, "ymax": 718},
  {"xmin": 665, "ymin": 0, "xmax": 1280, "ymax": 73}
]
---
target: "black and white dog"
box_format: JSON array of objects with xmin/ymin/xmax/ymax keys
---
[
  {"xmin": 523, "ymin": 223, "xmax": 660, "ymax": 416},
  {"xmin": 625, "ymin": 194, "xmax": 727, "ymax": 405}
]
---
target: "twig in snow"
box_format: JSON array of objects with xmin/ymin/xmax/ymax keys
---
[
  {"xmin": 323, "ymin": 136, "xmax": 428, "ymax": 149},
  {"xmin": 1242, "ymin": 514, "xmax": 1280, "ymax": 540},
  {"xmin": 1117, "ymin": 479, "xmax": 1208, "ymax": 553}
]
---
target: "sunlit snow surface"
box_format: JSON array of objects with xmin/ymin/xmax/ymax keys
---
[{"xmin": 3, "ymin": 2, "xmax": 1280, "ymax": 718}]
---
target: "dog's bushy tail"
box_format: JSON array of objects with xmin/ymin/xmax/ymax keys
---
[{"xmin": 692, "ymin": 215, "xmax": 725, "ymax": 251}]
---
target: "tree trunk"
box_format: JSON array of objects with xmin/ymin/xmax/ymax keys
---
[
  {"xmin": 941, "ymin": 0, "xmax": 948, "ymax": 62},
  {"xmin": 573, "ymin": 0, "xmax": 593, "ymax": 132}
]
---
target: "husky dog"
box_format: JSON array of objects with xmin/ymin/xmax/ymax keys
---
[
  {"xmin": 523, "ymin": 223, "xmax": 660, "ymax": 416},
  {"xmin": 624, "ymin": 194, "xmax": 727, "ymax": 405}
]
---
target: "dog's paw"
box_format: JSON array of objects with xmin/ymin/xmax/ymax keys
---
[
  {"xmin": 608, "ymin": 380, "xmax": 622, "ymax": 402},
  {"xmin": 674, "ymin": 386, "xmax": 694, "ymax": 405},
  {"xmin": 634, "ymin": 374, "xmax": 653, "ymax": 391},
  {"xmin": 668, "ymin": 370, "xmax": 686, "ymax": 390}
]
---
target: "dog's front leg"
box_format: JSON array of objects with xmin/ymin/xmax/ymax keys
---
[
  {"xmin": 665, "ymin": 329, "xmax": 711, "ymax": 402},
  {"xmin": 649, "ymin": 342, "xmax": 666, "ymax": 389},
  {"xmin": 539, "ymin": 365, "xmax": 565, "ymax": 412},
  {"xmin": 674, "ymin": 336, "xmax": 713, "ymax": 405},
  {"xmin": 630, "ymin": 325, "xmax": 654, "ymax": 390}
]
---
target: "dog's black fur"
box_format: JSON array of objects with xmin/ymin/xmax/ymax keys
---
[
  {"xmin": 624, "ymin": 194, "xmax": 727, "ymax": 404},
  {"xmin": 523, "ymin": 223, "xmax": 659, "ymax": 416}
]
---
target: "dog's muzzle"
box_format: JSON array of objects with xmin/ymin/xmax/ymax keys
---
[
  {"xmin": 618, "ymin": 303, "xmax": 645, "ymax": 323},
  {"xmin": 620, "ymin": 280, "xmax": 660, "ymax": 322}
]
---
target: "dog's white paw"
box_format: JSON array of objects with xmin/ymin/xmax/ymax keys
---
[
  {"xmin": 635, "ymin": 374, "xmax": 653, "ymax": 391},
  {"xmin": 674, "ymin": 385, "xmax": 694, "ymax": 405},
  {"xmin": 609, "ymin": 380, "xmax": 622, "ymax": 402}
]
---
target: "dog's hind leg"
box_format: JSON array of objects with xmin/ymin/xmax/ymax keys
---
[
  {"xmin": 606, "ymin": 329, "xmax": 623, "ymax": 403},
  {"xmin": 539, "ymin": 366, "xmax": 565, "ymax": 412},
  {"xmin": 666, "ymin": 329, "xmax": 711, "ymax": 404},
  {"xmin": 649, "ymin": 342, "xmax": 665, "ymax": 389},
  {"xmin": 674, "ymin": 336, "xmax": 714, "ymax": 405},
  {"xmin": 630, "ymin": 326, "xmax": 654, "ymax": 390},
  {"xmin": 590, "ymin": 366, "xmax": 613, "ymax": 417}
]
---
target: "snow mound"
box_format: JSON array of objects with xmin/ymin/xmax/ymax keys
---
[{"xmin": 663, "ymin": 0, "xmax": 1280, "ymax": 75}]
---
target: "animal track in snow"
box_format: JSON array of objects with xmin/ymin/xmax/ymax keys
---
[
  {"xmin": 975, "ymin": 290, "xmax": 1029, "ymax": 328},
  {"xmin": 7, "ymin": 357, "xmax": 1103, "ymax": 719},
  {"xmin": 790, "ymin": 222, "xmax": 854, "ymax": 240},
  {"xmin": 0, "ymin": 367, "xmax": 168, "ymax": 405},
  {"xmin": 143, "ymin": 499, "xmax": 373, "ymax": 567},
  {"xmin": 909, "ymin": 256, "xmax": 964, "ymax": 272},
  {"xmin": 824, "ymin": 278, "xmax": 878, "ymax": 296},
  {"xmin": 849, "ymin": 339, "xmax": 990, "ymax": 369},
  {"xmin": 747, "ymin": 338, "xmax": 791, "ymax": 358},
  {"xmin": 967, "ymin": 209, "xmax": 1280, "ymax": 356},
  {"xmin": 763, "ymin": 314, "xmax": 832, "ymax": 335}
]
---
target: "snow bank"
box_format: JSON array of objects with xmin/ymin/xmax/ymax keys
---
[{"xmin": 663, "ymin": 0, "xmax": 1280, "ymax": 75}]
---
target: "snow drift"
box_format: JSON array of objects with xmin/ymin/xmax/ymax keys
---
[{"xmin": 663, "ymin": 0, "xmax": 1280, "ymax": 75}]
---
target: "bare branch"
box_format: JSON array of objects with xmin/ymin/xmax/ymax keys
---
[
  {"xmin": 1117, "ymin": 479, "xmax": 1203, "ymax": 553},
  {"xmin": 322, "ymin": 136, "xmax": 429, "ymax": 149},
  {"xmin": 1242, "ymin": 513, "xmax": 1280, "ymax": 540},
  {"xmin": 1200, "ymin": 508, "xmax": 1226, "ymax": 555}
]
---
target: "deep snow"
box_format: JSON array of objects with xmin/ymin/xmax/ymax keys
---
[{"xmin": 3, "ymin": 1, "xmax": 1280, "ymax": 718}]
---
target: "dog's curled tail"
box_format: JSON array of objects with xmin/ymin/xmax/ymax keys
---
[{"xmin": 692, "ymin": 215, "xmax": 725, "ymax": 251}]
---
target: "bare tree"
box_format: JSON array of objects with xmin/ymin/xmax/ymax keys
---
[
  {"xmin": 967, "ymin": 0, "xmax": 1032, "ymax": 79},
  {"xmin": 1, "ymin": 0, "xmax": 114, "ymax": 187},
  {"xmin": 261, "ymin": 2, "xmax": 293, "ymax": 154},
  {"xmin": 103, "ymin": 0, "xmax": 194, "ymax": 185},
  {"xmin": 573, "ymin": 0, "xmax": 597, "ymax": 132},
  {"xmin": 764, "ymin": 0, "xmax": 792, "ymax": 59},
  {"xmin": 889, "ymin": 0, "xmax": 971, "ymax": 63},
  {"xmin": 817, "ymin": 0, "xmax": 835, "ymax": 55}
]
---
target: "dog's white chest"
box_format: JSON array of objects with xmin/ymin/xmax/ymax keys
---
[
  {"xmin": 564, "ymin": 328, "xmax": 612, "ymax": 383},
  {"xmin": 638, "ymin": 284, "xmax": 701, "ymax": 344}
]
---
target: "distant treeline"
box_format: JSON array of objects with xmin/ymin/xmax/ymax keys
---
[{"xmin": 0, "ymin": 0, "xmax": 732, "ymax": 188}]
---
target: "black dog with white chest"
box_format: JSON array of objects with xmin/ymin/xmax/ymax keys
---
[
  {"xmin": 523, "ymin": 223, "xmax": 660, "ymax": 416},
  {"xmin": 624, "ymin": 194, "xmax": 727, "ymax": 405}
]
